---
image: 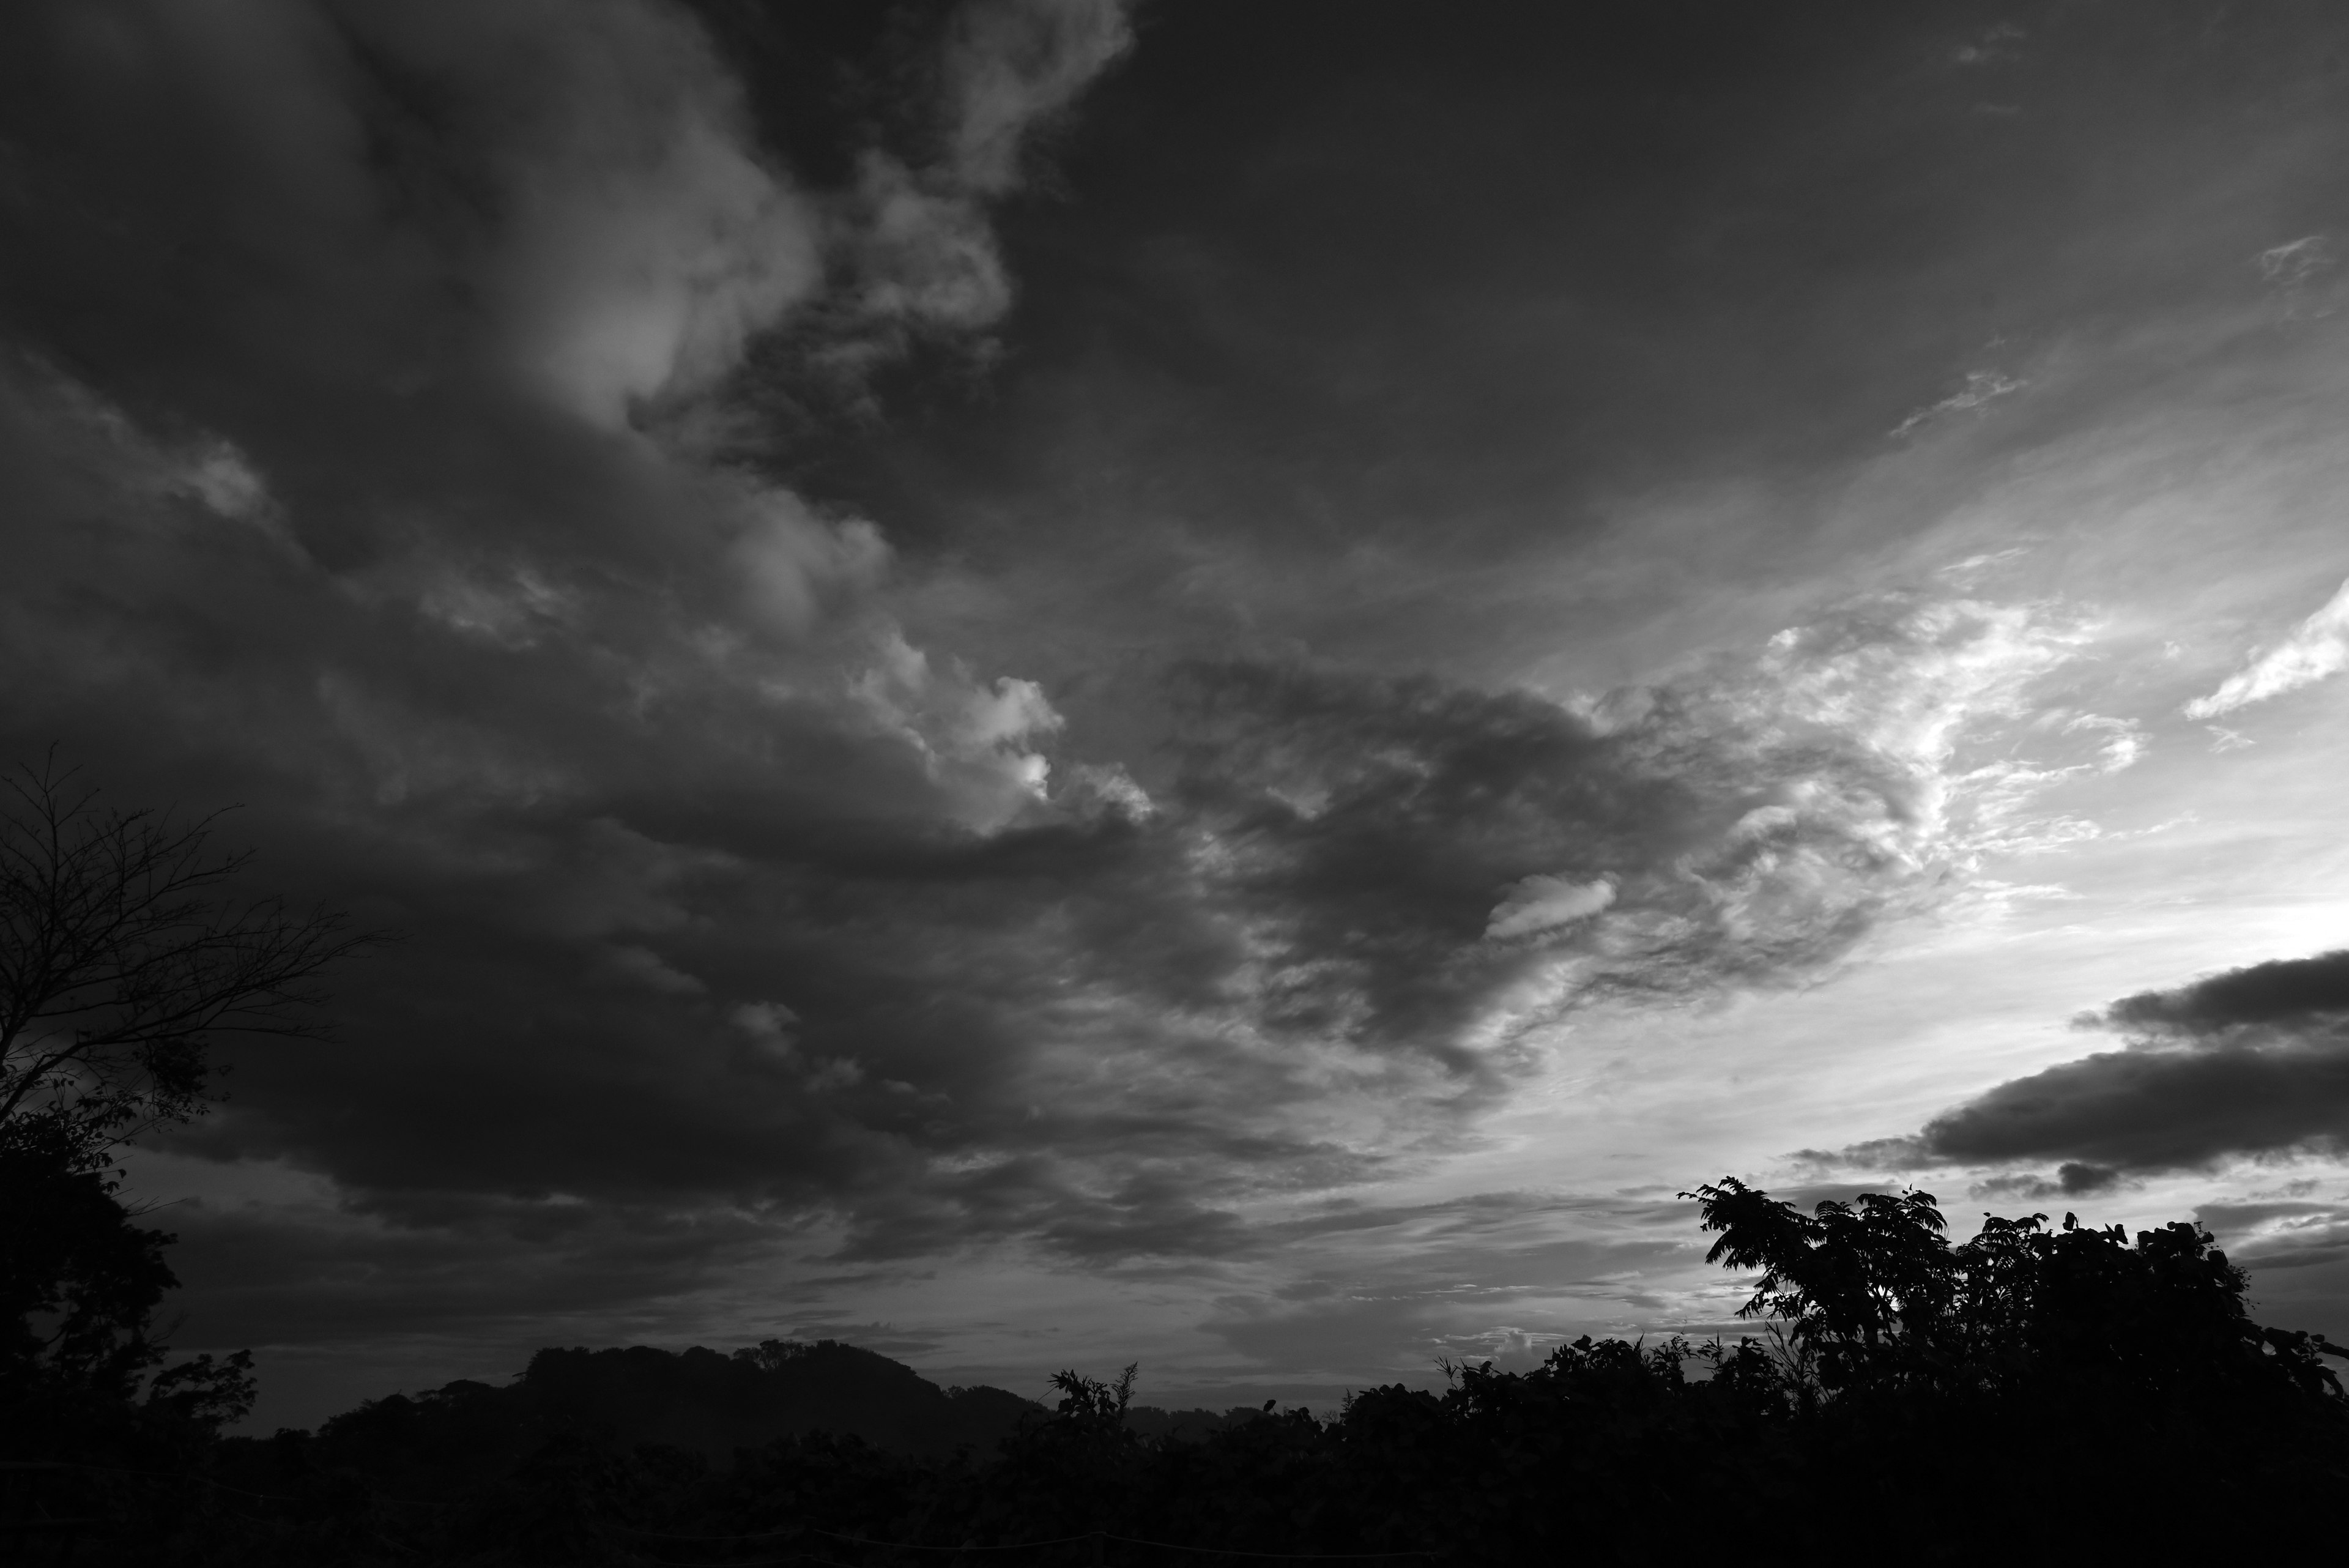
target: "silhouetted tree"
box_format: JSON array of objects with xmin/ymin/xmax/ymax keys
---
[
  {"xmin": 1684, "ymin": 1176, "xmax": 2347, "ymax": 1403},
  {"xmin": 1, "ymin": 754, "xmax": 365, "ymax": 1167},
  {"xmin": 0, "ymin": 756, "xmax": 365, "ymax": 1489}
]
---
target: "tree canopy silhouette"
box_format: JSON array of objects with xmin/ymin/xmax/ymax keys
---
[
  {"xmin": 1683, "ymin": 1176, "xmax": 2347, "ymax": 1409},
  {"xmin": 0, "ymin": 756, "xmax": 370, "ymax": 1496}
]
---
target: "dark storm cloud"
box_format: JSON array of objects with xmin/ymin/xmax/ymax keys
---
[
  {"xmin": 152, "ymin": 618, "xmax": 1983, "ymax": 1285},
  {"xmin": 0, "ymin": 0, "xmax": 1134, "ymax": 1303},
  {"xmin": 2190, "ymin": 1195, "xmax": 2349, "ymax": 1344},
  {"xmin": 1970, "ymin": 1164, "xmax": 2124, "ymax": 1202},
  {"xmin": 1164, "ymin": 652, "xmax": 1935, "ymax": 1049},
  {"xmin": 163, "ymin": 1190, "xmax": 792, "ymax": 1348},
  {"xmin": 0, "ymin": 0, "xmax": 2113, "ymax": 1359},
  {"xmin": 2096, "ymin": 951, "xmax": 2349, "ymax": 1035},
  {"xmin": 2197, "ymin": 1200, "xmax": 2349, "ymax": 1276},
  {"xmin": 1830, "ymin": 953, "xmax": 2349, "ymax": 1184},
  {"xmin": 802, "ymin": 0, "xmax": 2349, "ymax": 718}
]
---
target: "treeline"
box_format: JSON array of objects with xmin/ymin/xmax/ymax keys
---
[{"xmin": 11, "ymin": 1181, "xmax": 2349, "ymax": 1566}]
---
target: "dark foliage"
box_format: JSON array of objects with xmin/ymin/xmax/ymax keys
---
[
  {"xmin": 0, "ymin": 759, "xmax": 357, "ymax": 1556},
  {"xmin": 0, "ymin": 1117, "xmax": 258, "ymax": 1556},
  {"xmin": 19, "ymin": 1181, "xmax": 2345, "ymax": 1566},
  {"xmin": 1, "ymin": 1120, "xmax": 179, "ymax": 1417}
]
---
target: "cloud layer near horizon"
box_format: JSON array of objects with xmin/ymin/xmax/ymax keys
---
[{"xmin": 1822, "ymin": 951, "xmax": 2349, "ymax": 1199}]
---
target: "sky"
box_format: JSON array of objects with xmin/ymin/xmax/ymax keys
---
[{"xmin": 6, "ymin": 0, "xmax": 2349, "ymax": 1430}]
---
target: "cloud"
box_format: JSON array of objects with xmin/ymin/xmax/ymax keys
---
[
  {"xmin": 1890, "ymin": 370, "xmax": 2025, "ymax": 439},
  {"xmin": 1160, "ymin": 652, "xmax": 1918, "ymax": 1062},
  {"xmin": 359, "ymin": 0, "xmax": 830, "ymax": 429},
  {"xmin": 2098, "ymin": 949, "xmax": 2349, "ymax": 1034},
  {"xmin": 729, "ymin": 489, "xmax": 893, "ymax": 635},
  {"xmin": 2258, "ymin": 234, "xmax": 2335, "ymax": 290},
  {"xmin": 845, "ymin": 155, "xmax": 1017, "ymax": 333},
  {"xmin": 1970, "ymin": 1162, "xmax": 2123, "ymax": 1202},
  {"xmin": 114, "ymin": 585, "xmax": 2109, "ymax": 1291},
  {"xmin": 0, "ymin": 0, "xmax": 1135, "ymax": 1264},
  {"xmin": 2184, "ymin": 576, "xmax": 2349, "ymax": 718},
  {"xmin": 162, "ymin": 1181, "xmax": 795, "ymax": 1351},
  {"xmin": 834, "ymin": 0, "xmax": 1132, "ymax": 349},
  {"xmin": 1951, "ymin": 23, "xmax": 2025, "ymax": 67},
  {"xmin": 607, "ymin": 943, "xmax": 707, "ymax": 996},
  {"xmin": 2200, "ymin": 1198, "xmax": 2349, "ymax": 1287},
  {"xmin": 1830, "ymin": 952, "xmax": 2349, "ymax": 1182},
  {"xmin": 338, "ymin": 0, "xmax": 1134, "ymax": 418},
  {"xmin": 4, "ymin": 356, "xmax": 293, "ymax": 543},
  {"xmin": 0, "ymin": 0, "xmax": 2160, "ymax": 1384},
  {"xmin": 943, "ymin": 0, "xmax": 1134, "ymax": 195},
  {"xmin": 850, "ymin": 629, "xmax": 1063, "ymax": 831},
  {"xmin": 1485, "ymin": 875, "xmax": 1614, "ymax": 942},
  {"xmin": 1152, "ymin": 589, "xmax": 2108, "ymax": 1071},
  {"xmin": 2257, "ymin": 234, "xmax": 2337, "ymax": 322},
  {"xmin": 1193, "ymin": 1190, "xmax": 1699, "ymax": 1377}
]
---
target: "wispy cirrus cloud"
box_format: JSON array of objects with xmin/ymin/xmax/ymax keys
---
[
  {"xmin": 2257, "ymin": 234, "xmax": 2337, "ymax": 321},
  {"xmin": 1890, "ymin": 370, "xmax": 2026, "ymax": 439},
  {"xmin": 2184, "ymin": 576, "xmax": 2349, "ymax": 719}
]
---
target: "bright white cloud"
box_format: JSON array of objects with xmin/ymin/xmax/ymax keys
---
[
  {"xmin": 851, "ymin": 630, "xmax": 1064, "ymax": 831},
  {"xmin": 1719, "ymin": 595, "xmax": 2112, "ymax": 869},
  {"xmin": 1544, "ymin": 592, "xmax": 2136, "ymax": 999},
  {"xmin": 1486, "ymin": 875, "xmax": 1616, "ymax": 942},
  {"xmin": 2184, "ymin": 576, "xmax": 2349, "ymax": 719},
  {"xmin": 1057, "ymin": 762, "xmax": 1156, "ymax": 822}
]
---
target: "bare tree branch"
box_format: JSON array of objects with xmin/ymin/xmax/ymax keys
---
[{"xmin": 0, "ymin": 752, "xmax": 379, "ymax": 1166}]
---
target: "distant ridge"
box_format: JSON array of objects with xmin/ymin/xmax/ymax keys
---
[
  {"xmin": 305, "ymin": 1340, "xmax": 1040, "ymax": 1482},
  {"xmin": 296, "ymin": 1339, "xmax": 1263, "ymax": 1488}
]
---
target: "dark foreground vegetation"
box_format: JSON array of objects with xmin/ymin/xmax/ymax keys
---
[
  {"xmin": 6, "ymin": 763, "xmax": 2348, "ymax": 1561},
  {"xmin": 7, "ymin": 1180, "xmax": 2347, "ymax": 1566}
]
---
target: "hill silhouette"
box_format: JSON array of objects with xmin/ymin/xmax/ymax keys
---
[
  {"xmin": 272, "ymin": 1337, "xmax": 1263, "ymax": 1492},
  {"xmin": 292, "ymin": 1339, "xmax": 1042, "ymax": 1484}
]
